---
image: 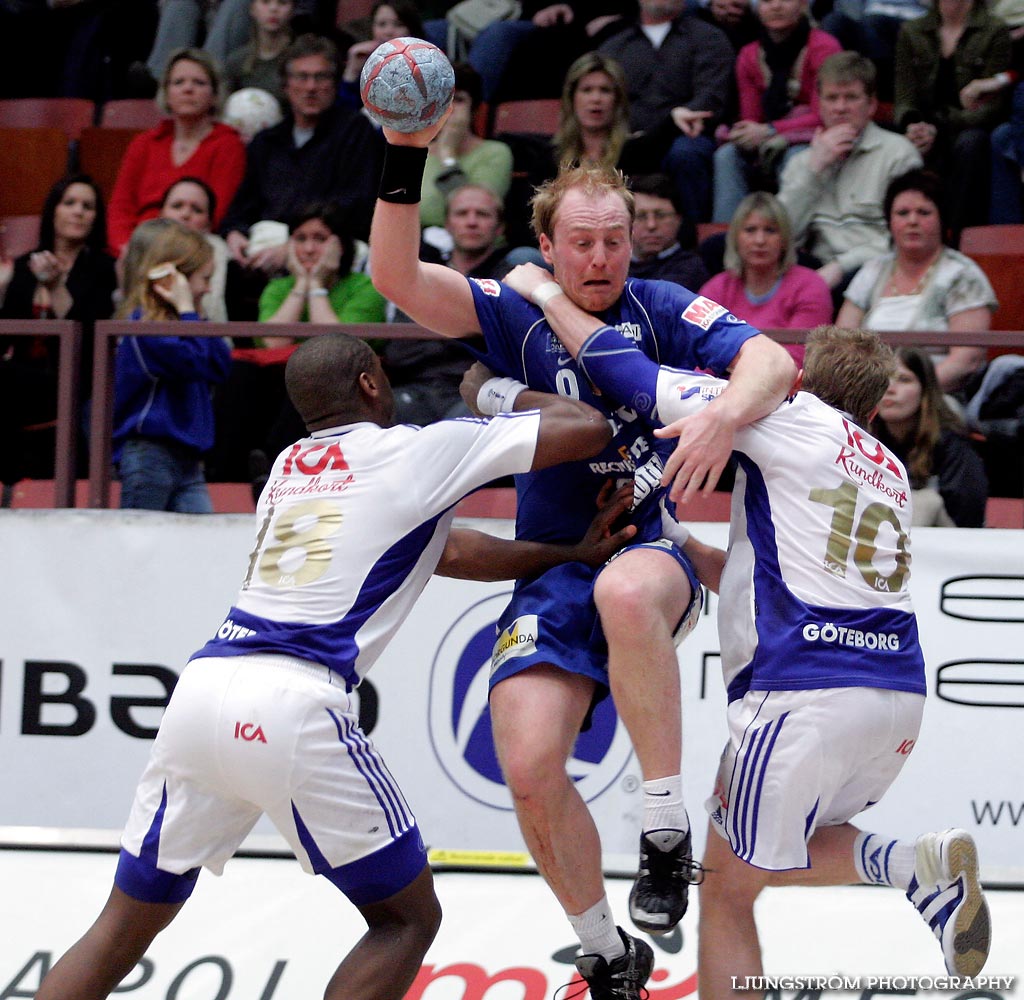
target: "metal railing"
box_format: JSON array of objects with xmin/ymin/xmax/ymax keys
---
[
  {"xmin": 6, "ymin": 319, "xmax": 1024, "ymax": 508},
  {"xmin": 0, "ymin": 319, "xmax": 81, "ymax": 507}
]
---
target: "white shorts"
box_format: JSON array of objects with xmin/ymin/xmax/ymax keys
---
[
  {"xmin": 116, "ymin": 655, "xmax": 426, "ymax": 906},
  {"xmin": 705, "ymin": 686, "xmax": 925, "ymax": 871}
]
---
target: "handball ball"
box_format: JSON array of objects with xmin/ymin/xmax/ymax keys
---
[
  {"xmin": 223, "ymin": 87, "xmax": 283, "ymax": 142},
  {"xmin": 360, "ymin": 37, "xmax": 455, "ymax": 133}
]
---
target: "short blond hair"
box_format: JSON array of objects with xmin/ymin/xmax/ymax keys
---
[
  {"xmin": 802, "ymin": 325, "xmax": 895, "ymax": 427},
  {"xmin": 157, "ymin": 48, "xmax": 223, "ymax": 116},
  {"xmin": 531, "ymin": 164, "xmax": 635, "ymax": 243}
]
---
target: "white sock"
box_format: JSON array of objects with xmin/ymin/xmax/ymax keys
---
[
  {"xmin": 568, "ymin": 897, "xmax": 624, "ymax": 961},
  {"xmin": 643, "ymin": 775, "xmax": 689, "ymax": 834},
  {"xmin": 853, "ymin": 831, "xmax": 916, "ymax": 889}
]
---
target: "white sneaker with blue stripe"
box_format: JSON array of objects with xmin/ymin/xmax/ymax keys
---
[{"xmin": 906, "ymin": 829, "xmax": 991, "ymax": 976}]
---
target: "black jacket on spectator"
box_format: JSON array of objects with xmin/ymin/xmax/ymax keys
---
[
  {"xmin": 221, "ymin": 104, "xmax": 384, "ymax": 241},
  {"xmin": 599, "ymin": 14, "xmax": 734, "ymax": 134}
]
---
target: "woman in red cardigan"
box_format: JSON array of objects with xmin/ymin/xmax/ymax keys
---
[{"xmin": 107, "ymin": 48, "xmax": 246, "ymax": 254}]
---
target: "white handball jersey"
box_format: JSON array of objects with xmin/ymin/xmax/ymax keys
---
[
  {"xmin": 193, "ymin": 414, "xmax": 540, "ymax": 688},
  {"xmin": 657, "ymin": 369, "xmax": 926, "ymax": 702}
]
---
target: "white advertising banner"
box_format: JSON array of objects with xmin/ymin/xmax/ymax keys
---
[
  {"xmin": 1, "ymin": 850, "xmax": 1021, "ymax": 1000},
  {"xmin": 0, "ymin": 510, "xmax": 1021, "ymax": 882}
]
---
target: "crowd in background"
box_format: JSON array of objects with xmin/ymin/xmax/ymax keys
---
[{"xmin": 1, "ymin": 0, "xmax": 1022, "ymax": 520}]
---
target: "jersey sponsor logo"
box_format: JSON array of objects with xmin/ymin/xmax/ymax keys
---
[
  {"xmin": 615, "ymin": 322, "xmax": 642, "ymax": 343},
  {"xmin": 675, "ymin": 382, "xmax": 722, "ymax": 403},
  {"xmin": 427, "ymin": 594, "xmax": 634, "ymax": 810},
  {"xmin": 233, "ymin": 721, "xmax": 267, "ymax": 743},
  {"xmin": 216, "ymin": 618, "xmax": 257, "ymax": 640},
  {"xmin": 681, "ymin": 296, "xmax": 728, "ymax": 330},
  {"xmin": 838, "ymin": 418, "xmax": 906, "ymax": 486},
  {"xmin": 471, "ymin": 277, "xmax": 501, "ymax": 297},
  {"xmin": 265, "ymin": 473, "xmax": 354, "ymax": 506},
  {"xmin": 801, "ymin": 621, "xmax": 901, "ymax": 650},
  {"xmin": 895, "ymin": 738, "xmax": 915, "ymax": 755},
  {"xmin": 283, "ymin": 441, "xmax": 351, "ymax": 477},
  {"xmin": 491, "ymin": 615, "xmax": 538, "ymax": 671}
]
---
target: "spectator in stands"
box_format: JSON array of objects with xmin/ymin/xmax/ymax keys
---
[
  {"xmin": 114, "ymin": 222, "xmax": 231, "ymax": 512},
  {"xmin": 820, "ymin": 0, "xmax": 929, "ymax": 102},
  {"xmin": 988, "ymin": 81, "xmax": 1024, "ymax": 223},
  {"xmin": 778, "ymin": 52, "xmax": 922, "ymax": 294},
  {"xmin": 143, "ymin": 0, "xmax": 318, "ymax": 84},
  {"xmin": 160, "ymin": 177, "xmax": 230, "ymax": 321},
  {"xmin": 223, "ymin": 0, "xmax": 296, "ymax": 104},
  {"xmin": 0, "ymin": 174, "xmax": 117, "ymax": 485},
  {"xmin": 420, "ymin": 63, "xmax": 513, "ymax": 230},
  {"xmin": 836, "ymin": 169, "xmax": 996, "ymax": 394},
  {"xmin": 893, "ymin": 0, "xmax": 1011, "ymax": 240},
  {"xmin": 432, "ymin": 2, "xmax": 630, "ymax": 106},
  {"xmin": 214, "ymin": 202, "xmax": 385, "ymax": 485},
  {"xmin": 384, "ymin": 184, "xmax": 520, "ymax": 425},
  {"xmin": 220, "ymin": 33, "xmax": 383, "ymax": 316},
  {"xmin": 600, "ymin": 0, "xmax": 735, "ymax": 223},
  {"xmin": 871, "ymin": 347, "xmax": 989, "ymax": 526},
  {"xmin": 107, "ymin": 48, "xmax": 247, "ymax": 254},
  {"xmin": 552, "ymin": 51, "xmax": 632, "ymax": 170},
  {"xmin": 338, "ymin": 1, "xmax": 424, "ymax": 111},
  {"xmin": 711, "ymin": 0, "xmax": 841, "ymax": 223},
  {"xmin": 701, "ymin": 192, "xmax": 833, "ymax": 363},
  {"xmin": 696, "ymin": 0, "xmax": 760, "ymax": 54},
  {"xmin": 628, "ymin": 173, "xmax": 708, "ymax": 290},
  {"xmin": 259, "ymin": 202, "xmax": 385, "ymax": 338}
]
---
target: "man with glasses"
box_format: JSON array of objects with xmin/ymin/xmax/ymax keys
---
[
  {"xmin": 628, "ymin": 174, "xmax": 707, "ymax": 289},
  {"xmin": 221, "ymin": 34, "xmax": 383, "ymax": 311}
]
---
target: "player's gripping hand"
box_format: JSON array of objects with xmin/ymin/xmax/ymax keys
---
[
  {"xmin": 655, "ymin": 404, "xmax": 735, "ymax": 504},
  {"xmin": 460, "ymin": 361, "xmax": 496, "ymax": 416},
  {"xmin": 381, "ymin": 105, "xmax": 452, "ymax": 148},
  {"xmin": 569, "ymin": 483, "xmax": 637, "ymax": 567},
  {"xmin": 503, "ymin": 262, "xmax": 557, "ymax": 303}
]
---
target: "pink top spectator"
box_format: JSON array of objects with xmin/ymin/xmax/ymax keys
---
[
  {"xmin": 107, "ymin": 120, "xmax": 246, "ymax": 253},
  {"xmin": 735, "ymin": 28, "xmax": 841, "ymax": 138},
  {"xmin": 700, "ymin": 264, "xmax": 834, "ymax": 364}
]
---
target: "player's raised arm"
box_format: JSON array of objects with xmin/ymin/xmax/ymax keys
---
[{"xmin": 369, "ymin": 117, "xmax": 481, "ymax": 338}]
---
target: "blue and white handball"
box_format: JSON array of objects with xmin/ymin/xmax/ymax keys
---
[{"xmin": 360, "ymin": 37, "xmax": 455, "ymax": 133}]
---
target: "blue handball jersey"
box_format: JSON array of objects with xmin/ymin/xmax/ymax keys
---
[
  {"xmin": 192, "ymin": 413, "xmax": 540, "ymax": 689},
  {"xmin": 467, "ymin": 277, "xmax": 759, "ymax": 545}
]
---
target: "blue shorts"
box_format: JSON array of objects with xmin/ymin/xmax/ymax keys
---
[{"xmin": 488, "ymin": 539, "xmax": 701, "ymax": 696}]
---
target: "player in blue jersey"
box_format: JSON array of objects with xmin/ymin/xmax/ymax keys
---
[
  {"xmin": 34, "ymin": 333, "xmax": 641, "ymax": 1000},
  {"xmin": 497, "ymin": 270, "xmax": 992, "ymax": 995},
  {"xmin": 370, "ymin": 115, "xmax": 797, "ymax": 997}
]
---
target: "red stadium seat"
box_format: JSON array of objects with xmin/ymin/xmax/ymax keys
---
[
  {"xmin": 0, "ymin": 127, "xmax": 70, "ymax": 216},
  {"xmin": 492, "ymin": 98, "xmax": 562, "ymax": 137},
  {"xmin": 0, "ymin": 98, "xmax": 95, "ymax": 141},
  {"xmin": 0, "ymin": 214, "xmax": 41, "ymax": 258},
  {"xmin": 77, "ymin": 126, "xmax": 143, "ymax": 204},
  {"xmin": 98, "ymin": 98, "xmax": 163, "ymax": 131},
  {"xmin": 960, "ymin": 225, "xmax": 1024, "ymax": 344}
]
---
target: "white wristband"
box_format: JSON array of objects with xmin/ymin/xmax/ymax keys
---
[
  {"xmin": 532, "ymin": 281, "xmax": 564, "ymax": 310},
  {"xmin": 308, "ymin": 287, "xmax": 329, "ymax": 297},
  {"xmin": 477, "ymin": 376, "xmax": 528, "ymax": 415}
]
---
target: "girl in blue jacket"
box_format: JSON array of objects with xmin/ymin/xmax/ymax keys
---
[{"xmin": 114, "ymin": 222, "xmax": 232, "ymax": 512}]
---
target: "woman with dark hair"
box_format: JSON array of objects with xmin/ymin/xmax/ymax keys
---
[
  {"xmin": 871, "ymin": 347, "xmax": 988, "ymax": 526},
  {"xmin": 161, "ymin": 176, "xmax": 231, "ymax": 322},
  {"xmin": 837, "ymin": 168, "xmax": 996, "ymax": 394},
  {"xmin": 1, "ymin": 174, "xmax": 116, "ymax": 325},
  {"xmin": 339, "ymin": 1, "xmax": 425, "ymax": 110},
  {"xmin": 420, "ymin": 63, "xmax": 513, "ymax": 229},
  {"xmin": 257, "ymin": 202, "xmax": 385, "ymax": 341},
  {"xmin": 0, "ymin": 174, "xmax": 117, "ymax": 485}
]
